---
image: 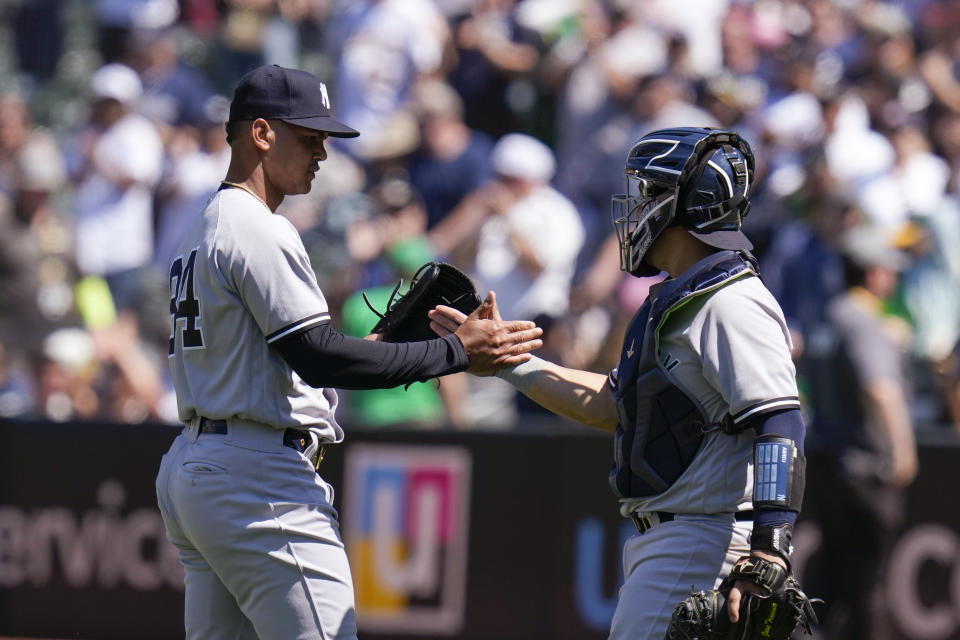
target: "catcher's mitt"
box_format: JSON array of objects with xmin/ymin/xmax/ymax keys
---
[
  {"xmin": 665, "ymin": 556, "xmax": 820, "ymax": 640},
  {"xmin": 367, "ymin": 261, "xmax": 482, "ymax": 342}
]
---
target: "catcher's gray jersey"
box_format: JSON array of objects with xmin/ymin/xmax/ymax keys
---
[
  {"xmin": 618, "ymin": 273, "xmax": 800, "ymax": 516},
  {"xmin": 167, "ymin": 187, "xmax": 343, "ymax": 443}
]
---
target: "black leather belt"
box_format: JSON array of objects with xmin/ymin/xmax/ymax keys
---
[
  {"xmin": 197, "ymin": 417, "xmax": 325, "ymax": 469},
  {"xmin": 630, "ymin": 510, "xmax": 754, "ymax": 534}
]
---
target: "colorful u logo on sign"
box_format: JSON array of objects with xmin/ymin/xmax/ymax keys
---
[{"xmin": 343, "ymin": 444, "xmax": 472, "ymax": 634}]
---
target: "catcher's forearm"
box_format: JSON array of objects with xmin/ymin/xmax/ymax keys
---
[
  {"xmin": 496, "ymin": 357, "xmax": 618, "ymax": 432},
  {"xmin": 752, "ymin": 408, "xmax": 804, "ymax": 528},
  {"xmin": 750, "ymin": 408, "xmax": 806, "ymax": 566}
]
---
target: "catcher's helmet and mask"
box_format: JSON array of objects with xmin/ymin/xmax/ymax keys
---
[{"xmin": 612, "ymin": 127, "xmax": 755, "ymax": 277}]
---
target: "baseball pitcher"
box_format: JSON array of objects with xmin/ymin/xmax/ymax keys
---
[{"xmin": 155, "ymin": 64, "xmax": 542, "ymax": 640}]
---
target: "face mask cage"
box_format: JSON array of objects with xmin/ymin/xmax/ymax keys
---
[{"xmin": 611, "ymin": 173, "xmax": 677, "ymax": 274}]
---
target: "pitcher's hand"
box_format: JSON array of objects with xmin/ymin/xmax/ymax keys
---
[{"xmin": 439, "ymin": 292, "xmax": 541, "ymax": 376}]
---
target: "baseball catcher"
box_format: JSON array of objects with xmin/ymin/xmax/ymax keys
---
[
  {"xmin": 367, "ymin": 261, "xmax": 482, "ymax": 342},
  {"xmin": 666, "ymin": 555, "xmax": 820, "ymax": 639},
  {"xmin": 428, "ymin": 126, "xmax": 822, "ymax": 640}
]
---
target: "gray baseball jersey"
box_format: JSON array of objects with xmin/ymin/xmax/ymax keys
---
[
  {"xmin": 617, "ymin": 273, "xmax": 800, "ymax": 516},
  {"xmin": 609, "ymin": 268, "xmax": 801, "ymax": 640},
  {"xmin": 167, "ymin": 187, "xmax": 343, "ymax": 444}
]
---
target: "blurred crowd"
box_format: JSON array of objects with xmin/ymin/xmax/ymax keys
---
[{"xmin": 1, "ymin": 0, "xmax": 960, "ymax": 436}]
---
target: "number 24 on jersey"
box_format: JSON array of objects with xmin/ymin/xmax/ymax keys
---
[{"xmin": 169, "ymin": 248, "xmax": 204, "ymax": 354}]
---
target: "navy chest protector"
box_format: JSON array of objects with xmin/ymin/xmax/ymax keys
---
[{"xmin": 609, "ymin": 251, "xmax": 759, "ymax": 499}]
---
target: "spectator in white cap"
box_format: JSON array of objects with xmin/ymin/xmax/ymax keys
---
[
  {"xmin": 489, "ymin": 131, "xmax": 557, "ymax": 183},
  {"xmin": 90, "ymin": 62, "xmax": 144, "ymax": 107},
  {"xmin": 434, "ymin": 132, "xmax": 584, "ymax": 321},
  {"xmin": 65, "ymin": 62, "xmax": 166, "ymax": 421},
  {"xmin": 431, "ymin": 132, "xmax": 585, "ymax": 426}
]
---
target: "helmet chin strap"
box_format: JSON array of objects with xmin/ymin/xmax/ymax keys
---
[{"xmin": 631, "ymin": 260, "xmax": 664, "ymax": 278}]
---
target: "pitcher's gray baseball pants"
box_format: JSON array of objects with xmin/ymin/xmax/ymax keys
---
[{"xmin": 156, "ymin": 418, "xmax": 356, "ymax": 640}]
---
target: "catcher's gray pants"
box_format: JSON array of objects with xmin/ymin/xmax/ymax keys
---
[
  {"xmin": 156, "ymin": 419, "xmax": 356, "ymax": 640},
  {"xmin": 608, "ymin": 512, "xmax": 752, "ymax": 640}
]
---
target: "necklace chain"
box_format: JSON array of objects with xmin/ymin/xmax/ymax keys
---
[{"xmin": 221, "ymin": 181, "xmax": 270, "ymax": 209}]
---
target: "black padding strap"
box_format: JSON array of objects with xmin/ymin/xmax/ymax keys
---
[{"xmin": 750, "ymin": 523, "xmax": 795, "ymax": 568}]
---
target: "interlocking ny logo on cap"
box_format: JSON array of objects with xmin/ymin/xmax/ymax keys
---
[
  {"xmin": 229, "ymin": 65, "xmax": 359, "ymax": 137},
  {"xmin": 318, "ymin": 83, "xmax": 330, "ymax": 109}
]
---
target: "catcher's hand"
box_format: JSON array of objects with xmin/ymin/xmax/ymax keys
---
[
  {"xmin": 368, "ymin": 261, "xmax": 482, "ymax": 342},
  {"xmin": 665, "ymin": 556, "xmax": 820, "ymax": 640}
]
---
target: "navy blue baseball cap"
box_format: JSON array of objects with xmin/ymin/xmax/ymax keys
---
[{"xmin": 229, "ymin": 65, "xmax": 359, "ymax": 138}]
